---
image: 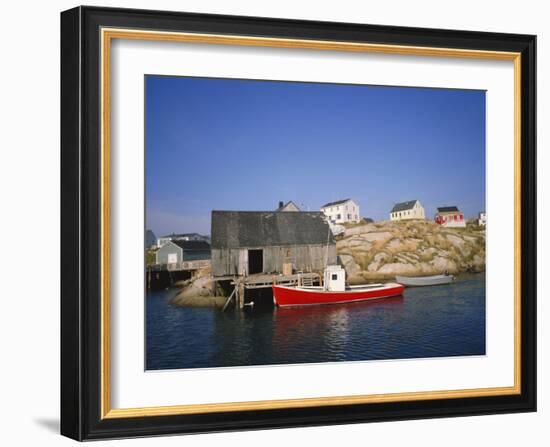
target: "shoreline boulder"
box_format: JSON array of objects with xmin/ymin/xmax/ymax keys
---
[{"xmin": 339, "ymin": 220, "xmax": 485, "ymax": 280}]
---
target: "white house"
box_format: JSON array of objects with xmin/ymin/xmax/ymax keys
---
[
  {"xmin": 390, "ymin": 200, "xmax": 426, "ymax": 221},
  {"xmin": 276, "ymin": 200, "xmax": 300, "ymax": 212},
  {"xmin": 478, "ymin": 211, "xmax": 487, "ymax": 226},
  {"xmin": 157, "ymin": 236, "xmax": 172, "ymax": 248},
  {"xmin": 320, "ymin": 198, "xmax": 360, "ymax": 224}
]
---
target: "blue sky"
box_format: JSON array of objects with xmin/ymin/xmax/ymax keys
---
[{"xmin": 146, "ymin": 75, "xmax": 485, "ymax": 237}]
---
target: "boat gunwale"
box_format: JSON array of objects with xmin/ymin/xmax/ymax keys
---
[
  {"xmin": 275, "ymin": 293, "xmax": 404, "ymax": 308},
  {"xmin": 273, "ymin": 283, "xmax": 404, "ymax": 294}
]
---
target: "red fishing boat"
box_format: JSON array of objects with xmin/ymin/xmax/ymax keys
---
[{"xmin": 273, "ymin": 265, "xmax": 405, "ymax": 307}]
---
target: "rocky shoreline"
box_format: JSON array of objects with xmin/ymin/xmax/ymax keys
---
[
  {"xmin": 169, "ymin": 271, "xmax": 225, "ymax": 308},
  {"xmin": 337, "ymin": 220, "xmax": 485, "ymax": 283}
]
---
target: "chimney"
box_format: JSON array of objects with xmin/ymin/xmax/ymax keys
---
[{"xmin": 278, "ymin": 201, "xmax": 284, "ymax": 209}]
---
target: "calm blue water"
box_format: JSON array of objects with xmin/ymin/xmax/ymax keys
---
[{"xmin": 146, "ymin": 273, "xmax": 485, "ymax": 370}]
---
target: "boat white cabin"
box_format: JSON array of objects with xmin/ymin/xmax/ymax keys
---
[{"xmin": 323, "ymin": 265, "xmax": 346, "ymax": 291}]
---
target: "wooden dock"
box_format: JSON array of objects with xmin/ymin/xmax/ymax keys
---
[
  {"xmin": 219, "ymin": 272, "xmax": 321, "ymax": 310},
  {"xmin": 147, "ymin": 260, "xmax": 211, "ymax": 289},
  {"xmin": 236, "ymin": 272, "xmax": 320, "ymax": 289}
]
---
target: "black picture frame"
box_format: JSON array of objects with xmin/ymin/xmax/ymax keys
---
[{"xmin": 61, "ymin": 5, "xmax": 536, "ymax": 441}]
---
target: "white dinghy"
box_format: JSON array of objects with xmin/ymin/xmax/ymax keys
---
[{"xmin": 395, "ymin": 274, "xmax": 454, "ymax": 287}]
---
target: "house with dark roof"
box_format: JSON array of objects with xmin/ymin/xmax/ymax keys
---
[
  {"xmin": 320, "ymin": 198, "xmax": 360, "ymax": 224},
  {"xmin": 435, "ymin": 206, "xmax": 466, "ymax": 228},
  {"xmin": 156, "ymin": 240, "xmax": 211, "ymax": 265},
  {"xmin": 211, "ymin": 211, "xmax": 336, "ymax": 277},
  {"xmin": 389, "ymin": 200, "xmax": 426, "ymax": 221}
]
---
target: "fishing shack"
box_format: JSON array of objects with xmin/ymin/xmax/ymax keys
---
[
  {"xmin": 211, "ymin": 210, "xmax": 336, "ymax": 277},
  {"xmin": 148, "ymin": 240, "xmax": 211, "ymax": 290},
  {"xmin": 155, "ymin": 240, "xmax": 211, "ymax": 265}
]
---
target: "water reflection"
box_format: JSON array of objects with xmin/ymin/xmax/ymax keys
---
[{"xmin": 271, "ymin": 297, "xmax": 404, "ymax": 362}]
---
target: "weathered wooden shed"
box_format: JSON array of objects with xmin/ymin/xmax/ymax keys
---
[
  {"xmin": 211, "ymin": 211, "xmax": 336, "ymax": 277},
  {"xmin": 156, "ymin": 240, "xmax": 211, "ymax": 265}
]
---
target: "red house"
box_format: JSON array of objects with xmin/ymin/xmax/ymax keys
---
[{"xmin": 435, "ymin": 206, "xmax": 466, "ymax": 228}]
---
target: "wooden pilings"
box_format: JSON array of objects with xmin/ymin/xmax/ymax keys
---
[
  {"xmin": 238, "ymin": 283, "xmax": 245, "ymax": 309},
  {"xmin": 221, "ymin": 287, "xmax": 237, "ymax": 312},
  {"xmin": 220, "ymin": 281, "xmax": 245, "ymax": 311}
]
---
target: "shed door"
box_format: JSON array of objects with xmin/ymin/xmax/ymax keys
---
[{"xmin": 248, "ymin": 249, "xmax": 263, "ymax": 275}]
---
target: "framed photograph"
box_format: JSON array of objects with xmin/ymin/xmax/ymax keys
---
[{"xmin": 60, "ymin": 6, "xmax": 536, "ymax": 441}]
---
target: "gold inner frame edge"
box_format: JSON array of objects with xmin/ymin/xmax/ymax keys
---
[{"xmin": 100, "ymin": 27, "xmax": 522, "ymax": 419}]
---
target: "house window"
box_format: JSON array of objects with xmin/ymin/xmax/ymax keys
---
[
  {"xmin": 347, "ymin": 214, "xmax": 351, "ymax": 220},
  {"xmin": 331, "ymin": 274, "xmax": 338, "ymax": 281}
]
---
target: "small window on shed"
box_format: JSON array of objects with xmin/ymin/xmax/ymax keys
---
[{"xmin": 331, "ymin": 274, "xmax": 338, "ymax": 281}]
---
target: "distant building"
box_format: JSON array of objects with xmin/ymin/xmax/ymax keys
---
[
  {"xmin": 156, "ymin": 240, "xmax": 211, "ymax": 265},
  {"xmin": 211, "ymin": 211, "xmax": 336, "ymax": 277},
  {"xmin": 478, "ymin": 211, "xmax": 487, "ymax": 226},
  {"xmin": 145, "ymin": 229, "xmax": 157, "ymax": 249},
  {"xmin": 390, "ymin": 200, "xmax": 426, "ymax": 221},
  {"xmin": 276, "ymin": 200, "xmax": 301, "ymax": 212},
  {"xmin": 435, "ymin": 206, "xmax": 466, "ymax": 228},
  {"xmin": 320, "ymin": 199, "xmax": 360, "ymax": 224},
  {"xmin": 157, "ymin": 232, "xmax": 210, "ymax": 248}
]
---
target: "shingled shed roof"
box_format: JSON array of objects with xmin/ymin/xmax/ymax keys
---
[
  {"xmin": 391, "ymin": 200, "xmax": 418, "ymax": 213},
  {"xmin": 211, "ymin": 211, "xmax": 334, "ymax": 249},
  {"xmin": 171, "ymin": 240, "xmax": 211, "ymax": 251}
]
